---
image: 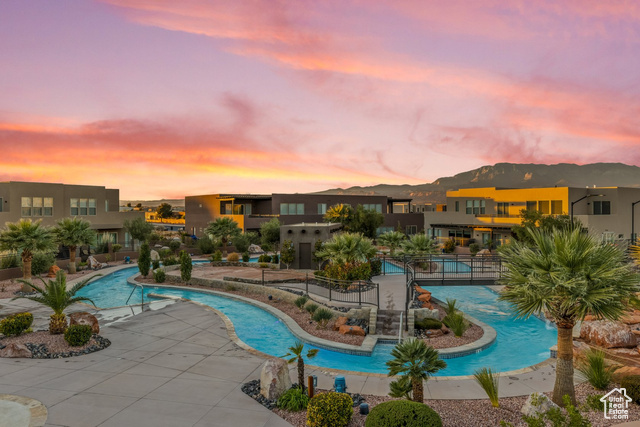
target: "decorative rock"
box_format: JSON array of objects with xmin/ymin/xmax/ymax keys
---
[
  {"xmin": 421, "ymin": 302, "xmax": 433, "ymax": 309},
  {"xmin": 580, "ymin": 320, "xmax": 637, "ymax": 348},
  {"xmin": 583, "ymin": 315, "xmax": 598, "ymax": 321},
  {"xmin": 610, "ymin": 348, "xmax": 640, "ymax": 358},
  {"xmin": 0, "ymin": 343, "xmax": 32, "ymax": 358},
  {"xmin": 414, "ymin": 286, "xmax": 430, "ymax": 295},
  {"xmin": 614, "ymin": 366, "xmax": 640, "ymax": 381},
  {"xmin": 521, "ymin": 392, "xmax": 559, "ymax": 418},
  {"xmin": 69, "ymin": 312, "xmax": 100, "ymax": 334},
  {"xmin": 414, "ymin": 308, "xmax": 439, "ymax": 321},
  {"xmin": 47, "ymin": 265, "xmax": 61, "ymax": 278},
  {"xmin": 150, "ymin": 250, "xmax": 160, "ymax": 261},
  {"xmin": 259, "ymin": 358, "xmax": 291, "ymax": 401},
  {"xmin": 424, "ymin": 329, "xmax": 444, "ymax": 338},
  {"xmin": 333, "ymin": 316, "xmax": 348, "ymax": 331},
  {"xmin": 417, "ymin": 293, "xmax": 431, "ymax": 303},
  {"xmin": 622, "ymin": 314, "xmax": 640, "ymax": 325},
  {"xmin": 339, "ymin": 325, "xmax": 366, "ymax": 336}
]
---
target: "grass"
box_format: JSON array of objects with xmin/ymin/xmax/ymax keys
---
[
  {"xmin": 312, "ymin": 308, "xmax": 333, "ymax": 328},
  {"xmin": 305, "ymin": 303, "xmax": 319, "ymax": 315},
  {"xmin": 443, "ymin": 312, "xmax": 468, "ymax": 337},
  {"xmin": 576, "ymin": 349, "xmax": 618, "ymax": 390},
  {"xmin": 294, "ymin": 295, "xmax": 309, "ymax": 310},
  {"xmin": 474, "ymin": 367, "xmax": 499, "ymax": 407},
  {"xmin": 277, "ymin": 387, "xmax": 309, "ymax": 411}
]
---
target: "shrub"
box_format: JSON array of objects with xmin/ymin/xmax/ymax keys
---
[
  {"xmin": 305, "ymin": 303, "xmax": 319, "ymax": 314},
  {"xmin": 474, "ymin": 367, "xmax": 499, "ymax": 407},
  {"xmin": 258, "ymin": 254, "xmax": 271, "ymax": 263},
  {"xmin": 312, "ymin": 308, "xmax": 333, "ymax": 328},
  {"xmin": 196, "ymin": 235, "xmax": 216, "ymax": 254},
  {"xmin": 152, "ymin": 259, "xmax": 160, "ymax": 270},
  {"xmin": 0, "ymin": 312, "xmax": 33, "ymax": 336},
  {"xmin": 149, "ymin": 232, "xmax": 162, "ymax": 246},
  {"xmin": 242, "ymin": 252, "xmax": 250, "ymax": 262},
  {"xmin": 445, "ymin": 298, "xmax": 458, "ymax": 315},
  {"xmin": 582, "ymin": 394, "xmax": 605, "ymax": 412},
  {"xmin": 365, "ymin": 400, "xmax": 442, "ymax": 427},
  {"xmin": 153, "ymin": 269, "xmax": 166, "ymax": 283},
  {"xmin": 295, "ymin": 295, "xmax": 309, "ymax": 310},
  {"xmin": 277, "ymin": 387, "xmax": 309, "ymax": 412},
  {"xmin": 180, "ymin": 251, "xmax": 192, "ymax": 282},
  {"xmin": 64, "ymin": 324, "xmax": 92, "ymax": 346},
  {"xmin": 159, "ymin": 248, "xmax": 172, "ymax": 259},
  {"xmin": 443, "ymin": 312, "xmax": 468, "ymax": 337},
  {"xmin": 138, "ymin": 242, "xmax": 151, "ymax": 277},
  {"xmin": 271, "ymin": 254, "xmax": 279, "ymax": 264},
  {"xmin": 443, "ymin": 238, "xmax": 456, "ymax": 254},
  {"xmin": 169, "ymin": 240, "xmax": 181, "ymax": 253},
  {"xmin": 1, "ymin": 254, "xmax": 20, "ymax": 269},
  {"xmin": 415, "ymin": 318, "xmax": 443, "ymax": 330},
  {"xmin": 369, "ymin": 257, "xmax": 382, "ymax": 276},
  {"xmin": 324, "ymin": 261, "xmax": 372, "ymax": 281},
  {"xmin": 31, "ymin": 252, "xmax": 56, "ymax": 276},
  {"xmin": 621, "ymin": 376, "xmax": 640, "ymax": 404},
  {"xmin": 211, "ymin": 250, "xmax": 223, "ymax": 262},
  {"xmin": 226, "ymin": 252, "xmax": 240, "ymax": 262},
  {"xmin": 306, "ymin": 392, "xmax": 352, "ymax": 427},
  {"xmin": 521, "ymin": 395, "xmax": 589, "ymax": 427},
  {"xmin": 225, "ymin": 284, "xmax": 238, "ymax": 291},
  {"xmin": 259, "ymin": 262, "xmax": 269, "ymax": 268},
  {"xmin": 576, "ymin": 349, "xmax": 618, "ymax": 390},
  {"xmin": 469, "ymin": 243, "xmax": 480, "ymax": 256},
  {"xmin": 163, "ymin": 255, "xmax": 179, "ymax": 266}
]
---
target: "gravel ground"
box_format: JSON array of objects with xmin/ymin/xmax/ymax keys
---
[
  {"xmin": 0, "ymin": 330, "xmax": 110, "ymax": 358},
  {"xmin": 270, "ymin": 383, "xmax": 640, "ymax": 426}
]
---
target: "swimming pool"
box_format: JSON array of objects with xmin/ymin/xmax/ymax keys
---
[
  {"xmin": 381, "ymin": 259, "xmax": 471, "ymax": 275},
  {"xmin": 77, "ymin": 267, "xmax": 556, "ymax": 376}
]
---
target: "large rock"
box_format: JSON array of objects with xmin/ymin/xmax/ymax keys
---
[
  {"xmin": 333, "ymin": 317, "xmax": 348, "ymax": 331},
  {"xmin": 150, "ymin": 250, "xmax": 160, "ymax": 261},
  {"xmin": 417, "ymin": 293, "xmax": 431, "ymax": 303},
  {"xmin": 415, "ymin": 308, "xmax": 440, "ymax": 321},
  {"xmin": 414, "ymin": 286, "xmax": 430, "ymax": 295},
  {"xmin": 0, "ymin": 343, "xmax": 32, "ymax": 358},
  {"xmin": 580, "ymin": 320, "xmax": 637, "ymax": 348},
  {"xmin": 339, "ymin": 325, "xmax": 366, "ymax": 336},
  {"xmin": 521, "ymin": 393, "xmax": 559, "ymax": 418},
  {"xmin": 260, "ymin": 358, "xmax": 292, "ymax": 400},
  {"xmin": 69, "ymin": 312, "xmax": 100, "ymax": 334},
  {"xmin": 47, "ymin": 265, "xmax": 61, "ymax": 278}
]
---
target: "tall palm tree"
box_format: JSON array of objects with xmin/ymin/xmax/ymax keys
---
[
  {"xmin": 282, "ymin": 341, "xmax": 319, "ymax": 390},
  {"xmin": 398, "ymin": 233, "xmax": 439, "ymax": 256},
  {"xmin": 54, "ymin": 217, "xmax": 97, "ymax": 274},
  {"xmin": 378, "ymin": 231, "xmax": 406, "ymax": 256},
  {"xmin": 499, "ymin": 227, "xmax": 639, "ymax": 406},
  {"xmin": 205, "ymin": 218, "xmax": 241, "ymax": 256},
  {"xmin": 0, "ymin": 219, "xmax": 58, "ymax": 291},
  {"xmin": 386, "ymin": 338, "xmax": 446, "ymax": 403},
  {"xmin": 16, "ymin": 270, "xmax": 97, "ymax": 334},
  {"xmin": 316, "ymin": 232, "xmax": 376, "ymax": 265}
]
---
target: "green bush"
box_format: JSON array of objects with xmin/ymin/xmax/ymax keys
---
[
  {"xmin": 169, "ymin": 240, "xmax": 181, "ymax": 253},
  {"xmin": 64, "ymin": 324, "xmax": 92, "ymax": 346},
  {"xmin": 0, "ymin": 312, "xmax": 33, "ymax": 336},
  {"xmin": 163, "ymin": 255, "xmax": 179, "ymax": 266},
  {"xmin": 324, "ymin": 261, "xmax": 372, "ymax": 281},
  {"xmin": 443, "ymin": 239, "xmax": 456, "ymax": 254},
  {"xmin": 1, "ymin": 254, "xmax": 20, "ymax": 269},
  {"xmin": 305, "ymin": 303, "xmax": 319, "ymax": 314},
  {"xmin": 415, "ymin": 318, "xmax": 443, "ymax": 330},
  {"xmin": 31, "ymin": 252, "xmax": 56, "ymax": 276},
  {"xmin": 295, "ymin": 295, "xmax": 309, "ymax": 310},
  {"xmin": 159, "ymin": 248, "xmax": 172, "ymax": 259},
  {"xmin": 212, "ymin": 250, "xmax": 223, "ymax": 262},
  {"xmin": 242, "ymin": 252, "xmax": 250, "ymax": 262},
  {"xmin": 576, "ymin": 349, "xmax": 618, "ymax": 390},
  {"xmin": 621, "ymin": 376, "xmax": 640, "ymax": 404},
  {"xmin": 369, "ymin": 257, "xmax": 382, "ymax": 276},
  {"xmin": 196, "ymin": 235, "xmax": 216, "ymax": 255},
  {"xmin": 271, "ymin": 254, "xmax": 279, "ymax": 264},
  {"xmin": 443, "ymin": 312, "xmax": 468, "ymax": 337},
  {"xmin": 312, "ymin": 308, "xmax": 333, "ymax": 328},
  {"xmin": 277, "ymin": 387, "xmax": 309, "ymax": 411},
  {"xmin": 180, "ymin": 251, "xmax": 192, "ymax": 282},
  {"xmin": 152, "ymin": 259, "xmax": 160, "ymax": 270},
  {"xmin": 154, "ymin": 268, "xmax": 166, "ymax": 283},
  {"xmin": 582, "ymin": 394, "xmax": 605, "ymax": 412},
  {"xmin": 226, "ymin": 252, "xmax": 240, "ymax": 262},
  {"xmin": 138, "ymin": 242, "xmax": 151, "ymax": 277},
  {"xmin": 258, "ymin": 254, "xmax": 271, "ymax": 263},
  {"xmin": 365, "ymin": 400, "xmax": 442, "ymax": 427},
  {"xmin": 259, "ymin": 262, "xmax": 269, "ymax": 268},
  {"xmin": 306, "ymin": 392, "xmax": 352, "ymax": 427},
  {"xmin": 469, "ymin": 243, "xmax": 480, "ymax": 256}
]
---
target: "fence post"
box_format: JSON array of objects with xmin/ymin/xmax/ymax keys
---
[
  {"xmin": 262, "ymin": 269, "xmax": 265, "ymax": 286},
  {"xmin": 377, "ymin": 283, "xmax": 379, "ymax": 308},
  {"xmin": 329, "ymin": 280, "xmax": 332, "ymax": 302},
  {"xmin": 141, "ymin": 285, "xmax": 144, "ymax": 312},
  {"xmin": 470, "ymin": 257, "xmax": 474, "ymax": 285},
  {"xmin": 358, "ymin": 282, "xmax": 362, "ymax": 306}
]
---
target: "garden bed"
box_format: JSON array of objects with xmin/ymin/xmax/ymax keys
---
[
  {"xmin": 0, "ymin": 330, "xmax": 110, "ymax": 358},
  {"xmin": 415, "ymin": 301, "xmax": 485, "ymax": 349}
]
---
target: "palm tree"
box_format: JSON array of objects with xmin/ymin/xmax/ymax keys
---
[
  {"xmin": 0, "ymin": 219, "xmax": 58, "ymax": 291},
  {"xmin": 377, "ymin": 231, "xmax": 406, "ymax": 256},
  {"xmin": 386, "ymin": 338, "xmax": 446, "ymax": 403},
  {"xmin": 205, "ymin": 218, "xmax": 241, "ymax": 256},
  {"xmin": 398, "ymin": 233, "xmax": 439, "ymax": 256},
  {"xmin": 16, "ymin": 270, "xmax": 97, "ymax": 334},
  {"xmin": 323, "ymin": 204, "xmax": 353, "ymax": 228},
  {"xmin": 282, "ymin": 341, "xmax": 319, "ymax": 390},
  {"xmin": 499, "ymin": 227, "xmax": 639, "ymax": 406},
  {"xmin": 54, "ymin": 217, "xmax": 97, "ymax": 274},
  {"xmin": 316, "ymin": 232, "xmax": 376, "ymax": 265}
]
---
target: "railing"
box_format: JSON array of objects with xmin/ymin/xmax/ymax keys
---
[
  {"xmin": 125, "ymin": 283, "xmax": 145, "ymax": 311},
  {"xmin": 408, "ymin": 254, "xmax": 505, "ymax": 285}
]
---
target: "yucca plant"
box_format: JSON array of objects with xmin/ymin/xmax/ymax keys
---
[
  {"xmin": 16, "ymin": 270, "xmax": 97, "ymax": 334},
  {"xmin": 445, "ymin": 298, "xmax": 458, "ymax": 316},
  {"xmin": 312, "ymin": 308, "xmax": 333, "ymax": 328},
  {"xmin": 294, "ymin": 295, "xmax": 309, "ymax": 311},
  {"xmin": 576, "ymin": 349, "xmax": 619, "ymax": 390},
  {"xmin": 282, "ymin": 341, "xmax": 319, "ymax": 391},
  {"xmin": 474, "ymin": 367, "xmax": 500, "ymax": 407},
  {"xmin": 443, "ymin": 312, "xmax": 468, "ymax": 337},
  {"xmin": 305, "ymin": 303, "xmax": 319, "ymax": 315}
]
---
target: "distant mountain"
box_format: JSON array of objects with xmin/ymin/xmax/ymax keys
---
[
  {"xmin": 316, "ymin": 163, "xmax": 640, "ymax": 204},
  {"xmin": 120, "ymin": 199, "xmax": 184, "ymax": 209}
]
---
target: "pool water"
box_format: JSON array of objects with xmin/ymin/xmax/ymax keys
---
[
  {"xmin": 77, "ymin": 267, "xmax": 557, "ymax": 376},
  {"xmin": 381, "ymin": 259, "xmax": 471, "ymax": 275}
]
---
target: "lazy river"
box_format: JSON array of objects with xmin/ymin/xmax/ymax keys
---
[{"xmin": 77, "ymin": 267, "xmax": 557, "ymax": 376}]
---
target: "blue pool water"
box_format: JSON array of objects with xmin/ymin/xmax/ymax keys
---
[
  {"xmin": 77, "ymin": 267, "xmax": 556, "ymax": 376},
  {"xmin": 382, "ymin": 259, "xmax": 471, "ymax": 275}
]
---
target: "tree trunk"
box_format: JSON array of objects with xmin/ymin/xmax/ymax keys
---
[
  {"xmin": 68, "ymin": 246, "xmax": 77, "ymax": 274},
  {"xmin": 21, "ymin": 252, "xmax": 33, "ymax": 292},
  {"xmin": 222, "ymin": 238, "xmax": 228, "ymax": 257},
  {"xmin": 552, "ymin": 324, "xmax": 576, "ymax": 406},
  {"xmin": 412, "ymin": 378, "xmax": 424, "ymax": 403},
  {"xmin": 298, "ymin": 358, "xmax": 305, "ymax": 391}
]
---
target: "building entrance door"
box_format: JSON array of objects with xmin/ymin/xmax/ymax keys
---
[{"xmin": 299, "ymin": 243, "xmax": 311, "ymax": 269}]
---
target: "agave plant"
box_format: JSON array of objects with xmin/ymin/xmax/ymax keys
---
[{"xmin": 16, "ymin": 270, "xmax": 98, "ymax": 334}]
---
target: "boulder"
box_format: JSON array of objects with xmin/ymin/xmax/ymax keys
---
[
  {"xmin": 47, "ymin": 265, "xmax": 61, "ymax": 278},
  {"xmin": 421, "ymin": 302, "xmax": 433, "ymax": 309},
  {"xmin": 441, "ymin": 325, "xmax": 450, "ymax": 335},
  {"xmin": 69, "ymin": 312, "xmax": 100, "ymax": 334},
  {"xmin": 414, "ymin": 286, "xmax": 430, "ymax": 295},
  {"xmin": 414, "ymin": 308, "xmax": 439, "ymax": 321},
  {"xmin": 614, "ymin": 366, "xmax": 640, "ymax": 381},
  {"xmin": 417, "ymin": 293, "xmax": 431, "ymax": 303},
  {"xmin": 333, "ymin": 317, "xmax": 348, "ymax": 331},
  {"xmin": 610, "ymin": 348, "xmax": 640, "ymax": 358},
  {"xmin": 150, "ymin": 250, "xmax": 160, "ymax": 261},
  {"xmin": 622, "ymin": 314, "xmax": 640, "ymax": 325},
  {"xmin": 580, "ymin": 320, "xmax": 637, "ymax": 348},
  {"xmin": 521, "ymin": 393, "xmax": 559, "ymax": 418},
  {"xmin": 0, "ymin": 343, "xmax": 32, "ymax": 358},
  {"xmin": 423, "ymin": 329, "xmax": 444, "ymax": 338},
  {"xmin": 339, "ymin": 325, "xmax": 366, "ymax": 336},
  {"xmin": 259, "ymin": 358, "xmax": 292, "ymax": 400}
]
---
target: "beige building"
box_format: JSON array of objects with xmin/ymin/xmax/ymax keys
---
[{"xmin": 0, "ymin": 181, "xmax": 143, "ymax": 248}]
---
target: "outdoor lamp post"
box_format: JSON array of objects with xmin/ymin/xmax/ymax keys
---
[
  {"xmin": 570, "ymin": 194, "xmax": 604, "ymax": 226},
  {"xmin": 631, "ymin": 200, "xmax": 640, "ymax": 244}
]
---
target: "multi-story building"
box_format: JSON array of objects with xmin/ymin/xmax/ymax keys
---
[
  {"xmin": 0, "ymin": 181, "xmax": 143, "ymax": 247},
  {"xmin": 185, "ymin": 193, "xmax": 424, "ymax": 237},
  {"xmin": 424, "ymin": 186, "xmax": 640, "ymax": 247}
]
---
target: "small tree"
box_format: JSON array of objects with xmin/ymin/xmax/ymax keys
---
[
  {"xmin": 156, "ymin": 203, "xmax": 173, "ymax": 219},
  {"xmin": 180, "ymin": 250, "xmax": 192, "ymax": 282},
  {"xmin": 53, "ymin": 217, "xmax": 97, "ymax": 274},
  {"xmin": 112, "ymin": 243, "xmax": 122, "ymax": 260},
  {"xmin": 323, "ymin": 204, "xmax": 354, "ymax": 229},
  {"xmin": 169, "ymin": 240, "xmax": 181, "ymax": 254},
  {"xmin": 260, "ymin": 217, "xmax": 281, "ymax": 254},
  {"xmin": 282, "ymin": 341, "xmax": 319, "ymax": 390},
  {"xmin": 378, "ymin": 231, "xmax": 406, "ymax": 256},
  {"xmin": 205, "ymin": 218, "xmax": 241, "ymax": 256},
  {"xmin": 281, "ymin": 240, "xmax": 295, "ymax": 269},
  {"xmin": 138, "ymin": 242, "xmax": 151, "ymax": 277},
  {"xmin": 312, "ymin": 239, "xmax": 324, "ymax": 270},
  {"xmin": 124, "ymin": 217, "xmax": 153, "ymax": 248},
  {"xmin": 233, "ymin": 233, "xmax": 251, "ymax": 254},
  {"xmin": 350, "ymin": 205, "xmax": 384, "ymax": 239}
]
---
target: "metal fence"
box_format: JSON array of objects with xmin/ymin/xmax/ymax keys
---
[{"xmin": 408, "ymin": 254, "xmax": 505, "ymax": 286}]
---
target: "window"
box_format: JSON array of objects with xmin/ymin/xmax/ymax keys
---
[
  {"xmin": 44, "ymin": 197, "xmax": 53, "ymax": 216},
  {"xmin": 105, "ymin": 200, "xmax": 109, "ymax": 212},
  {"xmin": 526, "ymin": 201, "xmax": 537, "ymax": 211},
  {"xmin": 79, "ymin": 199, "xmax": 88, "ymax": 215},
  {"xmin": 466, "ymin": 200, "xmax": 472, "ymax": 214},
  {"xmin": 70, "ymin": 198, "xmax": 79, "ymax": 216},
  {"xmin": 280, "ymin": 203, "xmax": 304, "ymax": 215},
  {"xmin": 32, "ymin": 197, "xmax": 43, "ymax": 216},
  {"xmin": 362, "ymin": 204, "xmax": 382, "ymax": 213},
  {"xmin": 376, "ymin": 226, "xmax": 394, "ymax": 235},
  {"xmin": 538, "ymin": 200, "xmax": 550, "ymax": 215},
  {"xmin": 455, "ymin": 201, "xmax": 459, "ymax": 212},
  {"xmin": 593, "ymin": 201, "xmax": 611, "ymax": 215},
  {"xmin": 125, "ymin": 232, "xmax": 131, "ymax": 248},
  {"xmin": 318, "ymin": 203, "xmax": 327, "ymax": 215},
  {"xmin": 465, "ymin": 200, "xmax": 485, "ymax": 215},
  {"xmin": 21, "ymin": 197, "xmax": 31, "ymax": 217},
  {"xmin": 71, "ymin": 198, "xmax": 96, "ymax": 216},
  {"xmin": 497, "ymin": 202, "xmax": 509, "ymax": 217},
  {"xmin": 406, "ymin": 225, "xmax": 418, "ymax": 235},
  {"xmin": 551, "ymin": 200, "xmax": 562, "ymax": 215},
  {"xmin": 88, "ymin": 199, "xmax": 96, "ymax": 216}
]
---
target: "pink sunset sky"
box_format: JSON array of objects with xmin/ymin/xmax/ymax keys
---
[{"xmin": 1, "ymin": 1, "xmax": 639, "ymax": 200}]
